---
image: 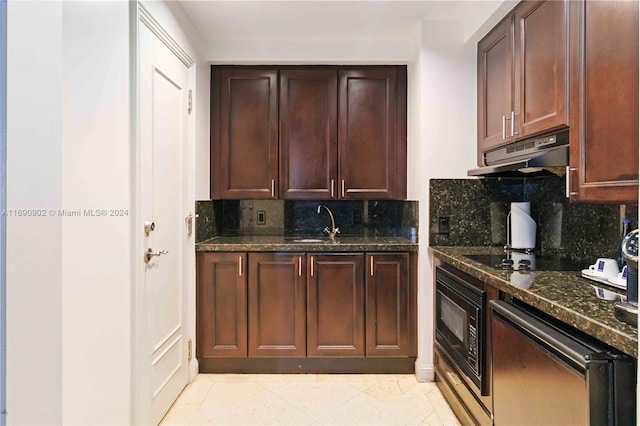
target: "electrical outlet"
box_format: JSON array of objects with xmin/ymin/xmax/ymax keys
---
[
  {"xmin": 257, "ymin": 210, "xmax": 266, "ymax": 225},
  {"xmin": 438, "ymin": 216, "xmax": 450, "ymax": 235}
]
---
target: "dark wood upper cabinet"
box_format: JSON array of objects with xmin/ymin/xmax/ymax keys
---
[
  {"xmin": 307, "ymin": 253, "xmax": 365, "ymax": 357},
  {"xmin": 197, "ymin": 252, "xmax": 247, "ymax": 358},
  {"xmin": 248, "ymin": 253, "xmax": 307, "ymax": 357},
  {"xmin": 477, "ymin": 1, "xmax": 569, "ymax": 165},
  {"xmin": 478, "ymin": 16, "xmax": 514, "ymax": 162},
  {"xmin": 280, "ymin": 69, "xmax": 338, "ymax": 199},
  {"xmin": 339, "ymin": 68, "xmax": 406, "ymax": 199},
  {"xmin": 568, "ymin": 0, "xmax": 639, "ymax": 203},
  {"xmin": 211, "ymin": 68, "xmax": 279, "ymax": 199},
  {"xmin": 514, "ymin": 0, "xmax": 568, "ymax": 139},
  {"xmin": 365, "ymin": 253, "xmax": 415, "ymax": 357},
  {"xmin": 211, "ymin": 65, "xmax": 407, "ymax": 200}
]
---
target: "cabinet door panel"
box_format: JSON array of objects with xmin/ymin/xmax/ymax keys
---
[
  {"xmin": 568, "ymin": 0, "xmax": 639, "ymax": 202},
  {"xmin": 248, "ymin": 253, "xmax": 306, "ymax": 357},
  {"xmin": 478, "ymin": 17, "xmax": 514, "ymax": 163},
  {"xmin": 213, "ymin": 68, "xmax": 278, "ymax": 199},
  {"xmin": 280, "ymin": 69, "xmax": 338, "ymax": 199},
  {"xmin": 307, "ymin": 254, "xmax": 365, "ymax": 357},
  {"xmin": 197, "ymin": 253, "xmax": 247, "ymax": 358},
  {"xmin": 366, "ymin": 253, "xmax": 413, "ymax": 357},
  {"xmin": 514, "ymin": 0, "xmax": 568, "ymax": 138},
  {"xmin": 339, "ymin": 68, "xmax": 398, "ymax": 199}
]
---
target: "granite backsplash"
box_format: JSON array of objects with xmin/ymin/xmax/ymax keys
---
[
  {"xmin": 430, "ymin": 176, "xmax": 638, "ymax": 262},
  {"xmin": 196, "ymin": 200, "xmax": 418, "ymax": 243}
]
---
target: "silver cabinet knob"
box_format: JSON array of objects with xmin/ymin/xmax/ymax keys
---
[{"xmin": 144, "ymin": 248, "xmax": 168, "ymax": 263}]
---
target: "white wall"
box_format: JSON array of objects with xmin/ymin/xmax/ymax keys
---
[
  {"xmin": 7, "ymin": 2, "xmax": 63, "ymax": 423},
  {"xmin": 60, "ymin": 2, "xmax": 132, "ymax": 423},
  {"xmin": 413, "ymin": 20, "xmax": 478, "ymax": 380},
  {"xmin": 7, "ymin": 1, "xmax": 133, "ymax": 424}
]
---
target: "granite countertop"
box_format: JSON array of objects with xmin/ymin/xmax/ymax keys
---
[
  {"xmin": 196, "ymin": 235, "xmax": 418, "ymax": 252},
  {"xmin": 430, "ymin": 246, "xmax": 638, "ymax": 358}
]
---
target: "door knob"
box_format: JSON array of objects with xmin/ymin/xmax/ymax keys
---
[{"xmin": 144, "ymin": 248, "xmax": 168, "ymax": 263}]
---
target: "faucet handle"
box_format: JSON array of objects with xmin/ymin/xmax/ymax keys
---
[
  {"xmin": 323, "ymin": 227, "xmax": 331, "ymax": 235},
  {"xmin": 334, "ymin": 227, "xmax": 340, "ymax": 234}
]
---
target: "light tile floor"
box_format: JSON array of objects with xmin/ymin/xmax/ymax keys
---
[{"xmin": 161, "ymin": 374, "xmax": 460, "ymax": 426}]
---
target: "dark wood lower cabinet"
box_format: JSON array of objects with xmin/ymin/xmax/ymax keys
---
[
  {"xmin": 197, "ymin": 250, "xmax": 416, "ymax": 372},
  {"xmin": 196, "ymin": 252, "xmax": 247, "ymax": 358},
  {"xmin": 366, "ymin": 253, "xmax": 415, "ymax": 357},
  {"xmin": 307, "ymin": 253, "xmax": 365, "ymax": 357},
  {"xmin": 248, "ymin": 253, "xmax": 306, "ymax": 357}
]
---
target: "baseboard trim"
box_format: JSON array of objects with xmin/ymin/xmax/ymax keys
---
[
  {"xmin": 198, "ymin": 357, "xmax": 417, "ymax": 374},
  {"xmin": 415, "ymin": 362, "xmax": 435, "ymax": 382}
]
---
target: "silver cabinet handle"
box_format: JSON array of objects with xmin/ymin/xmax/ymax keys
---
[
  {"xmin": 271, "ymin": 179, "xmax": 275, "ymax": 197},
  {"xmin": 446, "ymin": 370, "xmax": 462, "ymax": 386},
  {"xmin": 341, "ymin": 180, "xmax": 345, "ymax": 198},
  {"xmin": 566, "ymin": 167, "xmax": 579, "ymax": 198},
  {"xmin": 298, "ymin": 256, "xmax": 302, "ymax": 277},
  {"xmin": 511, "ymin": 111, "xmax": 518, "ymax": 136},
  {"xmin": 565, "ymin": 166, "xmax": 570, "ymax": 198},
  {"xmin": 239, "ymin": 256, "xmax": 243, "ymax": 276},
  {"xmin": 331, "ymin": 179, "xmax": 335, "ymax": 198},
  {"xmin": 144, "ymin": 248, "xmax": 168, "ymax": 263},
  {"xmin": 370, "ymin": 256, "xmax": 374, "ymax": 276},
  {"xmin": 310, "ymin": 256, "xmax": 314, "ymax": 277},
  {"xmin": 502, "ymin": 115, "xmax": 507, "ymax": 140}
]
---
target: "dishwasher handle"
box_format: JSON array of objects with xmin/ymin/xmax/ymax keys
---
[{"xmin": 490, "ymin": 300, "xmax": 596, "ymax": 371}]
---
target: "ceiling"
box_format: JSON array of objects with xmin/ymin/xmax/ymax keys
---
[{"xmin": 176, "ymin": 1, "xmax": 507, "ymax": 44}]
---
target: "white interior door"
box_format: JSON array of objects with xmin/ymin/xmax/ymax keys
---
[{"xmin": 139, "ymin": 21, "xmax": 190, "ymax": 425}]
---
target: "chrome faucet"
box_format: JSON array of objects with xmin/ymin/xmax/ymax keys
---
[{"xmin": 317, "ymin": 204, "xmax": 340, "ymax": 241}]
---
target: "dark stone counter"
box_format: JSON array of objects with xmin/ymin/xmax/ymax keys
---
[
  {"xmin": 431, "ymin": 246, "xmax": 637, "ymax": 358},
  {"xmin": 197, "ymin": 235, "xmax": 418, "ymax": 253}
]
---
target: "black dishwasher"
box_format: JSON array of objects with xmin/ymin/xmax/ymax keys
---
[{"xmin": 490, "ymin": 300, "xmax": 636, "ymax": 426}]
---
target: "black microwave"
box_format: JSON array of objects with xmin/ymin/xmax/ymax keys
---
[{"xmin": 435, "ymin": 266, "xmax": 487, "ymax": 395}]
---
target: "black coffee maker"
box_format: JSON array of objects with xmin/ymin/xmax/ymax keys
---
[{"xmin": 615, "ymin": 229, "xmax": 639, "ymax": 326}]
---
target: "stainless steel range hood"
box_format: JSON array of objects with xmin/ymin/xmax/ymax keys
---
[{"xmin": 468, "ymin": 132, "xmax": 569, "ymax": 177}]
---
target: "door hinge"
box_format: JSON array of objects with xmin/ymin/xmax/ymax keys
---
[
  {"xmin": 188, "ymin": 338, "xmax": 193, "ymax": 361},
  {"xmin": 188, "ymin": 89, "xmax": 192, "ymax": 115}
]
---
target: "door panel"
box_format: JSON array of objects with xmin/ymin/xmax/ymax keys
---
[
  {"xmin": 197, "ymin": 253, "xmax": 247, "ymax": 358},
  {"xmin": 214, "ymin": 68, "xmax": 278, "ymax": 199},
  {"xmin": 478, "ymin": 17, "xmax": 514, "ymax": 162},
  {"xmin": 280, "ymin": 69, "xmax": 337, "ymax": 199},
  {"xmin": 307, "ymin": 254, "xmax": 364, "ymax": 357},
  {"xmin": 568, "ymin": 0, "xmax": 639, "ymax": 202},
  {"xmin": 338, "ymin": 69, "xmax": 397, "ymax": 199},
  {"xmin": 366, "ymin": 253, "xmax": 411, "ymax": 357},
  {"xmin": 139, "ymin": 23, "xmax": 190, "ymax": 425},
  {"xmin": 248, "ymin": 253, "xmax": 306, "ymax": 357},
  {"xmin": 514, "ymin": 0, "xmax": 568, "ymax": 138}
]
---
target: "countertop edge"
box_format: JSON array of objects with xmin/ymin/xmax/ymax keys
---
[
  {"xmin": 430, "ymin": 246, "xmax": 638, "ymax": 358},
  {"xmin": 196, "ymin": 236, "xmax": 419, "ymax": 252}
]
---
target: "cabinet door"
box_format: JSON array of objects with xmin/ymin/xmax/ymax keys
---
[
  {"xmin": 568, "ymin": 0, "xmax": 639, "ymax": 202},
  {"xmin": 365, "ymin": 253, "xmax": 414, "ymax": 357},
  {"xmin": 212, "ymin": 68, "xmax": 278, "ymax": 199},
  {"xmin": 307, "ymin": 253, "xmax": 365, "ymax": 357},
  {"xmin": 196, "ymin": 252, "xmax": 247, "ymax": 358},
  {"xmin": 477, "ymin": 16, "xmax": 514, "ymax": 164},
  {"xmin": 514, "ymin": 0, "xmax": 568, "ymax": 139},
  {"xmin": 248, "ymin": 253, "xmax": 307, "ymax": 357},
  {"xmin": 338, "ymin": 68, "xmax": 403, "ymax": 199},
  {"xmin": 280, "ymin": 68, "xmax": 338, "ymax": 199}
]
